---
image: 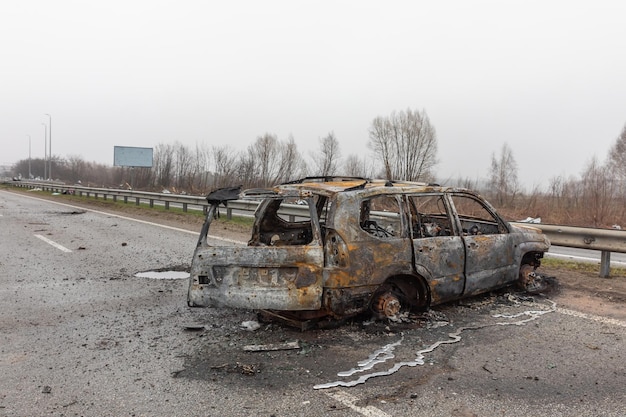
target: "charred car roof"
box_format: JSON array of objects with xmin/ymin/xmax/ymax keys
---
[{"xmin": 240, "ymin": 177, "xmax": 456, "ymax": 200}]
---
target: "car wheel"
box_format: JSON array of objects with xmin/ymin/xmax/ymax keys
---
[{"xmin": 371, "ymin": 276, "xmax": 429, "ymax": 318}]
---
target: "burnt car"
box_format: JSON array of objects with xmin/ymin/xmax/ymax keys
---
[{"xmin": 187, "ymin": 177, "xmax": 550, "ymax": 321}]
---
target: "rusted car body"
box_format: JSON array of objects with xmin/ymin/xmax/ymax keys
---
[{"xmin": 187, "ymin": 177, "xmax": 550, "ymax": 320}]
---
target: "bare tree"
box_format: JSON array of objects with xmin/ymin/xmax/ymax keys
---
[
  {"xmin": 457, "ymin": 177, "xmax": 478, "ymax": 190},
  {"xmin": 64, "ymin": 155, "xmax": 87, "ymax": 183},
  {"xmin": 343, "ymin": 154, "xmax": 364, "ymax": 177},
  {"xmin": 607, "ymin": 123, "xmax": 626, "ymax": 180},
  {"xmin": 192, "ymin": 142, "xmax": 212, "ymax": 192},
  {"xmin": 343, "ymin": 154, "xmax": 377, "ymax": 178},
  {"xmin": 173, "ymin": 142, "xmax": 193, "ymax": 191},
  {"xmin": 153, "ymin": 143, "xmax": 175, "ymax": 188},
  {"xmin": 606, "ymin": 123, "xmax": 626, "ymax": 217},
  {"xmin": 250, "ymin": 134, "xmax": 283, "ymax": 187},
  {"xmin": 13, "ymin": 157, "xmax": 49, "ymax": 180},
  {"xmin": 311, "ymin": 132, "xmax": 341, "ymax": 176},
  {"xmin": 276, "ymin": 135, "xmax": 307, "ymax": 182},
  {"xmin": 488, "ymin": 143, "xmax": 519, "ymax": 207},
  {"xmin": 237, "ymin": 148, "xmax": 258, "ymax": 188},
  {"xmin": 211, "ymin": 145, "xmax": 239, "ymax": 188},
  {"xmin": 368, "ymin": 108, "xmax": 438, "ymax": 181},
  {"xmin": 580, "ymin": 156, "xmax": 618, "ymax": 227},
  {"xmin": 245, "ymin": 133, "xmax": 305, "ymax": 187}
]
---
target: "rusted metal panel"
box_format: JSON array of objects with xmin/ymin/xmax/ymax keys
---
[
  {"xmin": 325, "ymin": 239, "xmax": 414, "ymax": 288},
  {"xmin": 413, "ymin": 236, "xmax": 465, "ymax": 304},
  {"xmin": 464, "ymin": 229, "xmax": 549, "ymax": 296},
  {"xmin": 463, "ymin": 233, "xmax": 518, "ymax": 296},
  {"xmin": 188, "ymin": 245, "xmax": 324, "ymax": 310}
]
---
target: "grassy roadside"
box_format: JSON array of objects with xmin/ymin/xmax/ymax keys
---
[{"xmin": 542, "ymin": 256, "xmax": 626, "ymax": 276}]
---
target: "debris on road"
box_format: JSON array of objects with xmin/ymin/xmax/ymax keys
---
[
  {"xmin": 240, "ymin": 320, "xmax": 261, "ymax": 331},
  {"xmin": 236, "ymin": 363, "xmax": 258, "ymax": 375},
  {"xmin": 243, "ymin": 341, "xmax": 301, "ymax": 352},
  {"xmin": 183, "ymin": 324, "xmax": 205, "ymax": 331}
]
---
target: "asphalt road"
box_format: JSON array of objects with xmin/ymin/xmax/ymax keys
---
[
  {"xmin": 547, "ymin": 246, "xmax": 626, "ymax": 267},
  {"xmin": 1, "ymin": 190, "xmax": 625, "ymax": 417}
]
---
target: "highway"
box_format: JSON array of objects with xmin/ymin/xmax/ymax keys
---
[{"xmin": 1, "ymin": 189, "xmax": 625, "ymax": 417}]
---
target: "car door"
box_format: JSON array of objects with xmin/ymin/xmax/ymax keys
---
[
  {"xmin": 349, "ymin": 193, "xmax": 415, "ymax": 282},
  {"xmin": 448, "ymin": 192, "xmax": 518, "ymax": 296},
  {"xmin": 406, "ymin": 194, "xmax": 465, "ymax": 304}
]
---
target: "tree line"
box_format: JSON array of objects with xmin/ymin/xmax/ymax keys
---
[
  {"xmin": 486, "ymin": 125, "xmax": 626, "ymax": 228},
  {"xmin": 6, "ymin": 110, "xmax": 626, "ymax": 228},
  {"xmin": 9, "ymin": 108, "xmax": 437, "ymax": 191}
]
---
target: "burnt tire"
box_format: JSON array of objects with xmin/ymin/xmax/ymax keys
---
[{"xmin": 371, "ymin": 276, "xmax": 429, "ymax": 318}]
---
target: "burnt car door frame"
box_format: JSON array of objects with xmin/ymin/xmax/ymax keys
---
[
  {"xmin": 404, "ymin": 192, "xmax": 466, "ymax": 304},
  {"xmin": 322, "ymin": 193, "xmax": 416, "ymax": 317},
  {"xmin": 446, "ymin": 192, "xmax": 518, "ymax": 296}
]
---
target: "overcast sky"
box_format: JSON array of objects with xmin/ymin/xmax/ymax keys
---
[{"xmin": 2, "ymin": 0, "xmax": 625, "ymax": 189}]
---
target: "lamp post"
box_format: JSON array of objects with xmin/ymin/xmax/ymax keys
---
[
  {"xmin": 42, "ymin": 122, "xmax": 47, "ymax": 180},
  {"xmin": 45, "ymin": 113, "xmax": 52, "ymax": 180},
  {"xmin": 27, "ymin": 135, "xmax": 31, "ymax": 179}
]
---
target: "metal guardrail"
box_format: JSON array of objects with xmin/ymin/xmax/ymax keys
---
[
  {"xmin": 11, "ymin": 181, "xmax": 209, "ymax": 212},
  {"xmin": 8, "ymin": 181, "xmax": 626, "ymax": 277},
  {"xmin": 511, "ymin": 223, "xmax": 626, "ymax": 278}
]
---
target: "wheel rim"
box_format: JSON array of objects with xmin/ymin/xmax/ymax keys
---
[
  {"xmin": 371, "ymin": 277, "xmax": 429, "ymax": 318},
  {"xmin": 372, "ymin": 291, "xmax": 401, "ymax": 317}
]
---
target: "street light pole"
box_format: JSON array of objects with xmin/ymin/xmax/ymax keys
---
[
  {"xmin": 42, "ymin": 122, "xmax": 47, "ymax": 180},
  {"xmin": 45, "ymin": 113, "xmax": 52, "ymax": 180},
  {"xmin": 27, "ymin": 135, "xmax": 31, "ymax": 179}
]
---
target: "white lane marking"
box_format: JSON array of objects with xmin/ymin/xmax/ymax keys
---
[
  {"xmin": 546, "ymin": 253, "xmax": 598, "ymax": 262},
  {"xmin": 325, "ymin": 391, "xmax": 391, "ymax": 417},
  {"xmin": 545, "ymin": 252, "xmax": 626, "ymax": 267},
  {"xmin": 557, "ymin": 307, "xmax": 626, "ymax": 327},
  {"xmin": 8, "ymin": 192, "xmax": 245, "ymax": 244},
  {"xmin": 35, "ymin": 234, "xmax": 72, "ymax": 253}
]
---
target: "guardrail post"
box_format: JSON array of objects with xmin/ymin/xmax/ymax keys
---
[
  {"xmin": 150, "ymin": 199, "xmax": 155, "ymax": 208},
  {"xmin": 135, "ymin": 197, "xmax": 140, "ymax": 206},
  {"xmin": 227, "ymin": 207, "xmax": 232, "ymax": 220},
  {"xmin": 124, "ymin": 196, "xmax": 128, "ymax": 204},
  {"xmin": 600, "ymin": 251, "xmax": 611, "ymax": 278},
  {"xmin": 182, "ymin": 203, "xmax": 188, "ymax": 212}
]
